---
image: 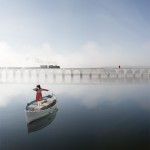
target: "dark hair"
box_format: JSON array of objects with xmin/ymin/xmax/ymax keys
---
[{"xmin": 37, "ymin": 85, "xmax": 41, "ymax": 89}]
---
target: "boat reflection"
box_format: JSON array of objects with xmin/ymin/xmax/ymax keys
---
[{"xmin": 27, "ymin": 106, "xmax": 58, "ymax": 134}]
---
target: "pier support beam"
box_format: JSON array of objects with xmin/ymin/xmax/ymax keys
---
[
  {"xmin": 13, "ymin": 70, "xmax": 16, "ymax": 82},
  {"xmin": 80, "ymin": 73, "xmax": 83, "ymax": 81},
  {"xmin": 0, "ymin": 71, "xmax": 1, "ymax": 82},
  {"xmin": 98, "ymin": 74, "xmax": 101, "ymax": 79},
  {"xmin": 53, "ymin": 73, "xmax": 56, "ymax": 83},
  {"xmin": 45, "ymin": 72, "xmax": 48, "ymax": 82},
  {"xmin": 89, "ymin": 73, "xmax": 92, "ymax": 80},
  {"xmin": 71, "ymin": 73, "xmax": 73, "ymax": 82}
]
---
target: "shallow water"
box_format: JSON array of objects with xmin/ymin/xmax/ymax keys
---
[{"xmin": 0, "ymin": 84, "xmax": 150, "ymax": 150}]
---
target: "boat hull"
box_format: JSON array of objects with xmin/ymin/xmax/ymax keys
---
[
  {"xmin": 25, "ymin": 95, "xmax": 57, "ymax": 123},
  {"xmin": 27, "ymin": 107, "xmax": 58, "ymax": 133}
]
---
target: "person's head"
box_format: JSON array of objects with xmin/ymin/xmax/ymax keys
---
[{"xmin": 36, "ymin": 85, "xmax": 41, "ymax": 89}]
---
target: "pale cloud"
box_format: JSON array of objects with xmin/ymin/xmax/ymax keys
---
[
  {"xmin": 0, "ymin": 41, "xmax": 21, "ymax": 67},
  {"xmin": 0, "ymin": 41, "xmax": 150, "ymax": 68}
]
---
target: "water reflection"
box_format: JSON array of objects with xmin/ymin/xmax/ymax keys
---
[
  {"xmin": 0, "ymin": 84, "xmax": 149, "ymax": 150},
  {"xmin": 27, "ymin": 106, "xmax": 58, "ymax": 134}
]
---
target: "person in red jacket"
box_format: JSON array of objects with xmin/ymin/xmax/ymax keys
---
[{"xmin": 33, "ymin": 85, "xmax": 49, "ymax": 106}]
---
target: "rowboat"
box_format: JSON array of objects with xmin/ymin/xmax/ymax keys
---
[
  {"xmin": 25, "ymin": 94, "xmax": 57, "ymax": 123},
  {"xmin": 27, "ymin": 106, "xmax": 58, "ymax": 133}
]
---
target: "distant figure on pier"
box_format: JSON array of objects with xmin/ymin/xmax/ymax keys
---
[
  {"xmin": 118, "ymin": 65, "xmax": 120, "ymax": 69},
  {"xmin": 33, "ymin": 85, "xmax": 49, "ymax": 106}
]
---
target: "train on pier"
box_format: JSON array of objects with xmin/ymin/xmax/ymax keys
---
[{"xmin": 40, "ymin": 65, "xmax": 60, "ymax": 69}]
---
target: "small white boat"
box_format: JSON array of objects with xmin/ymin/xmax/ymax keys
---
[
  {"xmin": 27, "ymin": 106, "xmax": 58, "ymax": 133},
  {"xmin": 25, "ymin": 94, "xmax": 57, "ymax": 123}
]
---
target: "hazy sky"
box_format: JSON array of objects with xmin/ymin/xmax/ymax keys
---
[{"xmin": 0, "ymin": 0, "xmax": 150, "ymax": 67}]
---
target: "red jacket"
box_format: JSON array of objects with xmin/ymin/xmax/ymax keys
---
[{"xmin": 33, "ymin": 88, "xmax": 49, "ymax": 101}]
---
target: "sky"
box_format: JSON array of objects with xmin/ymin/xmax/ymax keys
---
[{"xmin": 0, "ymin": 0, "xmax": 150, "ymax": 67}]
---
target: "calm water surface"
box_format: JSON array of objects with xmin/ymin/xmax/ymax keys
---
[{"xmin": 0, "ymin": 84, "xmax": 150, "ymax": 150}]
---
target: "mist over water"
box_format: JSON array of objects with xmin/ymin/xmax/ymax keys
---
[{"xmin": 0, "ymin": 82, "xmax": 150, "ymax": 150}]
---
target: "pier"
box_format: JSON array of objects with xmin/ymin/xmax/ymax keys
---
[{"xmin": 0, "ymin": 67, "xmax": 150, "ymax": 84}]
